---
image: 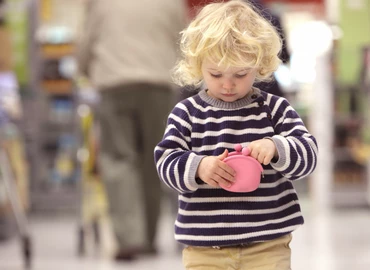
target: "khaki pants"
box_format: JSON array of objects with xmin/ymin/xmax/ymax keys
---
[{"xmin": 182, "ymin": 234, "xmax": 292, "ymax": 270}]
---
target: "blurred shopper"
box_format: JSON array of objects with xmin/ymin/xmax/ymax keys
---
[
  {"xmin": 77, "ymin": 0, "xmax": 187, "ymax": 261},
  {"xmin": 249, "ymin": 0, "xmax": 290, "ymax": 97},
  {"xmin": 155, "ymin": 1, "xmax": 318, "ymax": 269}
]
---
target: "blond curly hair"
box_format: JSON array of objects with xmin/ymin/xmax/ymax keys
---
[{"xmin": 172, "ymin": 0, "xmax": 282, "ymax": 87}]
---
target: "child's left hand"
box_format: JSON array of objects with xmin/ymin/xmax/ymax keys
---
[{"xmin": 247, "ymin": 138, "xmax": 278, "ymax": 165}]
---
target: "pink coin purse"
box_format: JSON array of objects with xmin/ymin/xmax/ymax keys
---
[{"xmin": 221, "ymin": 144, "xmax": 263, "ymax": 193}]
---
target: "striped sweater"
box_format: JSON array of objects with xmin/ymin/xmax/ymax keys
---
[{"xmin": 154, "ymin": 88, "xmax": 318, "ymax": 247}]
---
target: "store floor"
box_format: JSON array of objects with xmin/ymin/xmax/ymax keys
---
[{"xmin": 1, "ymin": 198, "xmax": 370, "ymax": 270}]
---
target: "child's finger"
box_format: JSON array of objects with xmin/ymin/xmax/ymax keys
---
[
  {"xmin": 213, "ymin": 174, "xmax": 232, "ymax": 187},
  {"xmin": 207, "ymin": 179, "xmax": 219, "ymax": 188},
  {"xmin": 217, "ymin": 149, "xmax": 229, "ymax": 160},
  {"xmin": 219, "ymin": 162, "xmax": 236, "ymax": 179}
]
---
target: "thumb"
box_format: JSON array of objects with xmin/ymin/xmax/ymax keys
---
[{"xmin": 217, "ymin": 149, "xmax": 229, "ymax": 160}]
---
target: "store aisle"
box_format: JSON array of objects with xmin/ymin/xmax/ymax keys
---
[{"xmin": 0, "ymin": 199, "xmax": 370, "ymax": 270}]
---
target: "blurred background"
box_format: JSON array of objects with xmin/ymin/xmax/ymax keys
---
[{"xmin": 0, "ymin": 0, "xmax": 370, "ymax": 269}]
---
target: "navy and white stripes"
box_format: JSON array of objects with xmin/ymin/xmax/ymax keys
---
[{"xmin": 154, "ymin": 88, "xmax": 318, "ymax": 247}]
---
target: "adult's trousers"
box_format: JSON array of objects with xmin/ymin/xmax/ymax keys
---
[{"xmin": 98, "ymin": 83, "xmax": 173, "ymax": 250}]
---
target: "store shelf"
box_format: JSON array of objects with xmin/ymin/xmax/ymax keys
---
[
  {"xmin": 330, "ymin": 45, "xmax": 370, "ymax": 208},
  {"xmin": 39, "ymin": 43, "xmax": 75, "ymax": 59},
  {"xmin": 42, "ymin": 80, "xmax": 73, "ymax": 95},
  {"xmin": 332, "ymin": 183, "xmax": 369, "ymax": 208},
  {"xmin": 30, "ymin": 40, "xmax": 79, "ymax": 212}
]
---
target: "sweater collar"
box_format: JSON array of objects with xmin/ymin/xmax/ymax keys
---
[{"xmin": 198, "ymin": 87, "xmax": 262, "ymax": 109}]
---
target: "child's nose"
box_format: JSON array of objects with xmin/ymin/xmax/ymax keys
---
[{"xmin": 222, "ymin": 78, "xmax": 234, "ymax": 90}]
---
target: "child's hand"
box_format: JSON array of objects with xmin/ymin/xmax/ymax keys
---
[
  {"xmin": 196, "ymin": 149, "xmax": 235, "ymax": 188},
  {"xmin": 248, "ymin": 138, "xmax": 278, "ymax": 165}
]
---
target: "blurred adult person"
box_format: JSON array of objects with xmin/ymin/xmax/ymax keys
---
[
  {"xmin": 77, "ymin": 0, "xmax": 187, "ymax": 261},
  {"xmin": 249, "ymin": 0, "xmax": 290, "ymax": 97}
]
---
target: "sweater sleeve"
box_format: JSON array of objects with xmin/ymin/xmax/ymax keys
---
[
  {"xmin": 154, "ymin": 102, "xmax": 204, "ymax": 193},
  {"xmin": 269, "ymin": 98, "xmax": 318, "ymax": 181}
]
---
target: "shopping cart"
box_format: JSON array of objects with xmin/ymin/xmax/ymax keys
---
[
  {"xmin": 0, "ymin": 125, "xmax": 32, "ymax": 268},
  {"xmin": 75, "ymin": 88, "xmax": 108, "ymax": 256}
]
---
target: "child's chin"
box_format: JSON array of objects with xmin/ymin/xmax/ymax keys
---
[{"xmin": 220, "ymin": 96, "xmax": 238, "ymax": 102}]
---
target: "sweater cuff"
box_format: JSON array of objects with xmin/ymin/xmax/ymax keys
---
[
  {"xmin": 187, "ymin": 154, "xmax": 206, "ymax": 191},
  {"xmin": 267, "ymin": 135, "xmax": 288, "ymax": 169}
]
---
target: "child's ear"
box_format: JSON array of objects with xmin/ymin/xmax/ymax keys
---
[{"xmin": 256, "ymin": 68, "xmax": 265, "ymax": 78}]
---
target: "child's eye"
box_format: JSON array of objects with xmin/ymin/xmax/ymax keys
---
[
  {"xmin": 235, "ymin": 73, "xmax": 247, "ymax": 78},
  {"xmin": 210, "ymin": 73, "xmax": 222, "ymax": 78}
]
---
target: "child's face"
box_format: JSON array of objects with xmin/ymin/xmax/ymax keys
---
[{"xmin": 201, "ymin": 59, "xmax": 257, "ymax": 102}]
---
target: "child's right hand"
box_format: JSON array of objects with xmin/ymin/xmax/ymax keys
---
[{"xmin": 196, "ymin": 149, "xmax": 236, "ymax": 188}]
